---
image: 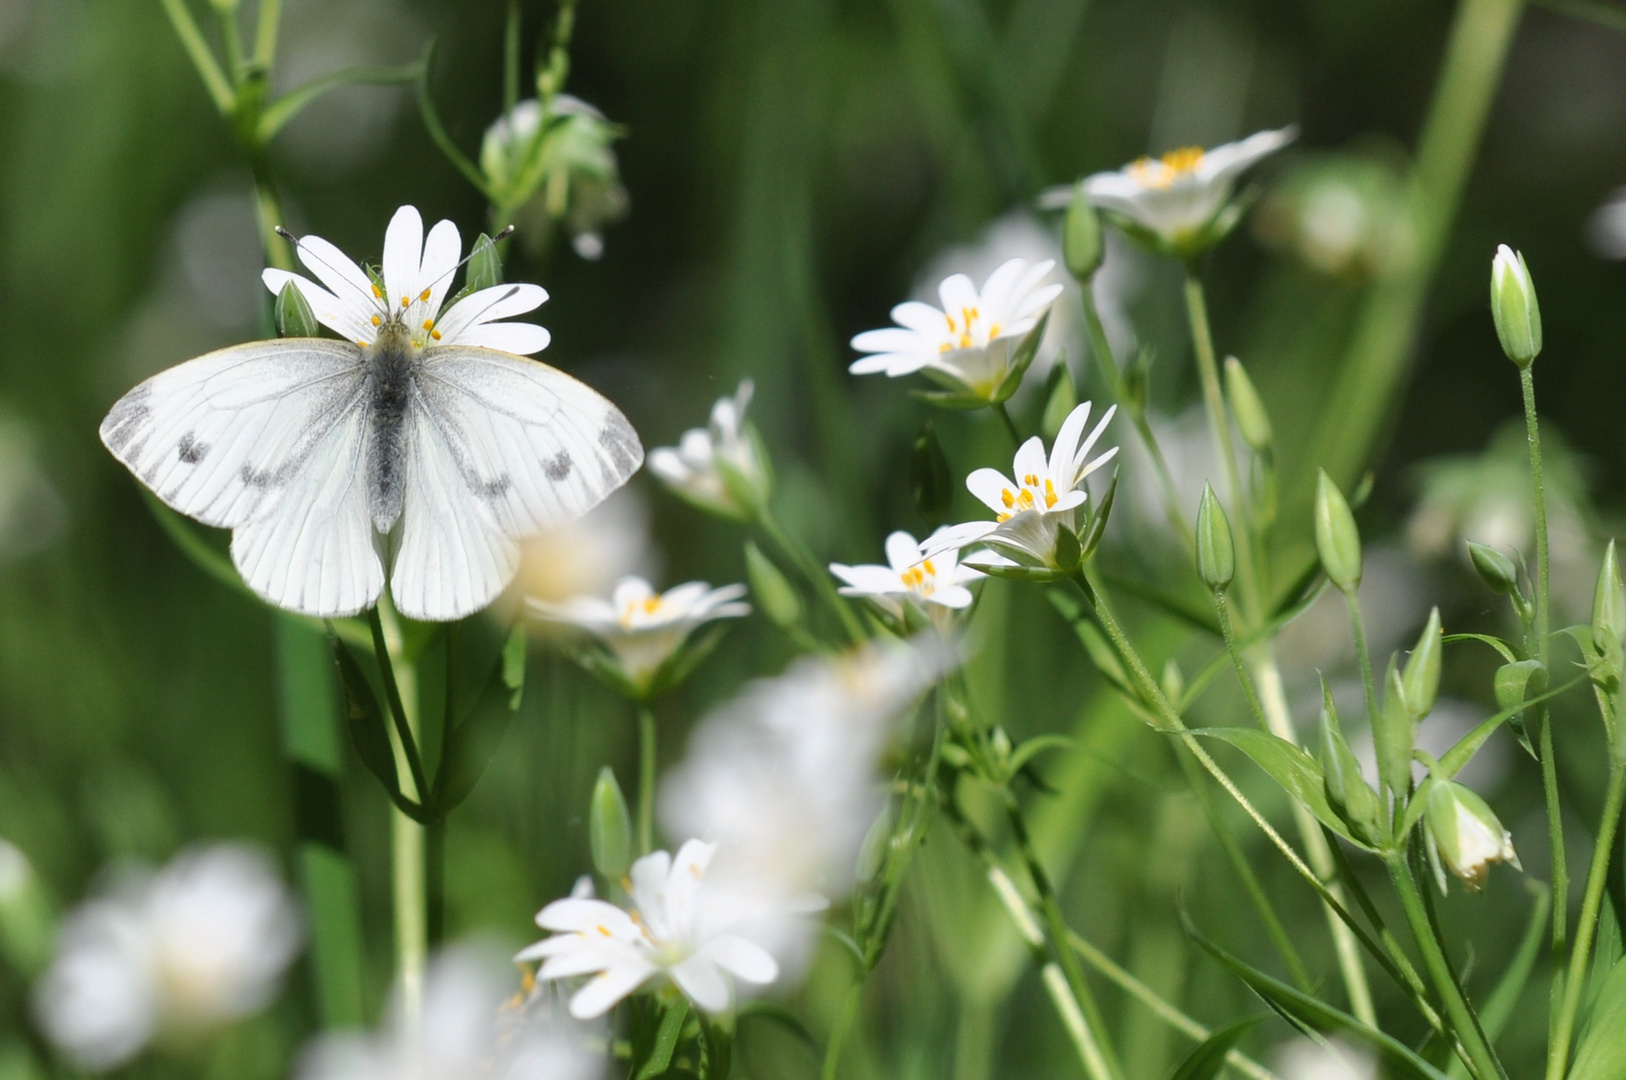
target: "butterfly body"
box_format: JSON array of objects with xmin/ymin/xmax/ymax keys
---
[{"xmin": 366, "ymin": 324, "xmax": 416, "ymax": 533}]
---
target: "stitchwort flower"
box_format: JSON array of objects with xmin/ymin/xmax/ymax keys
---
[
  {"xmin": 263, "ymin": 205, "xmax": 551, "ymax": 355},
  {"xmin": 648, "ymin": 381, "xmax": 772, "ymax": 520},
  {"xmin": 1041, "ymin": 127, "xmax": 1295, "ymax": 261},
  {"xmin": 929, "ymin": 401, "xmax": 1118, "ymax": 577},
  {"xmin": 481, "ymin": 97, "xmax": 629, "ymax": 261},
  {"xmin": 529, "ymin": 577, "xmax": 749, "ymax": 699},
  {"xmin": 849, "ymin": 258, "xmax": 1063, "ymax": 403},
  {"xmin": 1424, "ymin": 780, "xmax": 1521, "ymax": 893},
  {"xmin": 518, "ymin": 840, "xmax": 788, "ymax": 1018},
  {"xmin": 830, "ymin": 529, "xmax": 983, "ymax": 627}
]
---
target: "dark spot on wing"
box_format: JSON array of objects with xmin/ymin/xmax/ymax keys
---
[
  {"xmin": 544, "ymin": 450, "xmax": 572, "ymax": 481},
  {"xmin": 477, "ymin": 475, "xmax": 512, "ymax": 498},
  {"xmin": 597, "ymin": 413, "xmax": 641, "ymax": 479},
  {"xmin": 241, "ymin": 463, "xmax": 285, "ymax": 489},
  {"xmin": 177, "ymin": 432, "xmax": 207, "ymax": 464},
  {"xmin": 101, "ymin": 383, "xmax": 152, "ymax": 454}
]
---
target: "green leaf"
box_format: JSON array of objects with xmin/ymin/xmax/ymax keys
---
[
  {"xmin": 1191, "ymin": 727, "xmax": 1372, "ymax": 849},
  {"xmin": 991, "ymin": 310, "xmax": 1050, "ymax": 403},
  {"xmin": 1442, "ymin": 632, "xmax": 1518, "ymax": 664},
  {"xmin": 1569, "ymin": 955, "xmax": 1626, "ymax": 1080},
  {"xmin": 1493, "ymin": 659, "xmax": 1546, "ymax": 758},
  {"xmin": 258, "ymin": 59, "xmax": 425, "ymax": 141},
  {"xmin": 331, "ymin": 636, "xmax": 424, "ymax": 820},
  {"xmin": 1182, "ymin": 909, "xmax": 1454, "ymax": 1080},
  {"xmin": 1079, "ymin": 467, "xmax": 1120, "ymax": 561},
  {"xmin": 634, "ymin": 998, "xmax": 690, "ymax": 1080},
  {"xmin": 1168, "ymin": 1018, "xmax": 1260, "ymax": 1080},
  {"xmin": 435, "ymin": 626, "xmax": 527, "ymax": 813},
  {"xmin": 1008, "ymin": 734, "xmax": 1076, "ymax": 774}
]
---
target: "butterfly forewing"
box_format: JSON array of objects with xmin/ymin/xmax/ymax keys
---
[
  {"xmin": 100, "ymin": 339, "xmax": 386, "ymax": 616},
  {"xmin": 389, "ymin": 346, "xmax": 644, "ymax": 621}
]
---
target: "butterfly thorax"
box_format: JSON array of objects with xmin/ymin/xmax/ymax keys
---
[{"xmin": 366, "ymin": 324, "xmax": 419, "ymax": 533}]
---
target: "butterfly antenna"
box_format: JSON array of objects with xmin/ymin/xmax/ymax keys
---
[
  {"xmin": 423, "ymin": 224, "xmax": 518, "ymax": 296},
  {"xmin": 272, "ymin": 225, "xmax": 378, "ymax": 298}
]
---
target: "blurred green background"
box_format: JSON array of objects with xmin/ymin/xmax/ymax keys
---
[{"xmin": 2, "ymin": 0, "xmax": 1626, "ymax": 1077}]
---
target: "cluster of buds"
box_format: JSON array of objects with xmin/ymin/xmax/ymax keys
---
[{"xmin": 481, "ymin": 96, "xmax": 629, "ymax": 260}]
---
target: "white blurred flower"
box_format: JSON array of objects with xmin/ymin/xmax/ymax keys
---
[
  {"xmin": 850, "ymin": 258, "xmax": 1063, "ymax": 401},
  {"xmin": 519, "ymin": 840, "xmax": 790, "ymax": 1018},
  {"xmin": 34, "ymin": 845, "xmax": 301, "ymax": 1070},
  {"xmin": 529, "ymin": 576, "xmax": 749, "ymax": 697},
  {"xmin": 519, "ymin": 489, "xmax": 656, "ymax": 607},
  {"xmin": 1043, "ymin": 127, "xmax": 1295, "ymax": 259},
  {"xmin": 262, "ymin": 205, "xmax": 550, "ymax": 355},
  {"xmin": 1252, "ymin": 154, "xmax": 1411, "ymax": 279},
  {"xmin": 830, "ymin": 529, "xmax": 982, "ymax": 624},
  {"xmin": 1586, "ymin": 186, "xmax": 1626, "ymax": 259},
  {"xmin": 930, "ymin": 401, "xmax": 1117, "ymax": 574},
  {"xmin": 299, "ymin": 946, "xmax": 603, "ymax": 1080},
  {"xmin": 1274, "ymin": 1035, "xmax": 1375, "ymax": 1080},
  {"xmin": 649, "ymin": 381, "xmax": 771, "ymax": 520},
  {"xmin": 661, "ymin": 638, "xmax": 956, "ymax": 903}
]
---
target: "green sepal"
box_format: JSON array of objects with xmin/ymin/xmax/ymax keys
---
[
  {"xmin": 989, "ymin": 310, "xmax": 1049, "ymax": 404},
  {"xmin": 1314, "ymin": 468, "xmax": 1362, "ymax": 592},
  {"xmin": 1319, "ymin": 682, "xmax": 1386, "ymax": 847},
  {"xmin": 275, "ymin": 281, "xmax": 318, "ymax": 338},
  {"xmin": 466, "ymin": 232, "xmax": 504, "ymax": 292},
  {"xmin": 1467, "ymin": 541, "xmax": 1520, "ymax": 596},
  {"xmin": 909, "ymin": 387, "xmax": 997, "ymax": 411},
  {"xmin": 1062, "ymin": 183, "xmax": 1104, "ymax": 280},
  {"xmin": 1223, "ymin": 356, "xmax": 1272, "ymax": 452},
  {"xmin": 1376, "ymin": 659, "xmax": 1415, "ymax": 799},
  {"xmin": 589, "ymin": 766, "xmax": 633, "ymax": 881},
  {"xmin": 1078, "ymin": 468, "xmax": 1120, "ymax": 562},
  {"xmin": 632, "ymin": 998, "xmax": 691, "ymax": 1080}
]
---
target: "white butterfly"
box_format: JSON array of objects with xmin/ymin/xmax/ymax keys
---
[{"xmin": 99, "ymin": 205, "xmax": 643, "ymax": 622}]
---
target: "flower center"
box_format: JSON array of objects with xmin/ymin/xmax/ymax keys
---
[
  {"xmin": 899, "ymin": 558, "xmax": 940, "ymax": 597},
  {"xmin": 939, "ymin": 304, "xmax": 1002, "ymax": 354},
  {"xmin": 1128, "ymin": 145, "xmax": 1206, "ymax": 189},
  {"xmin": 619, "ymin": 595, "xmax": 666, "ymax": 627},
  {"xmin": 997, "ymin": 475, "xmax": 1062, "ymax": 522}
]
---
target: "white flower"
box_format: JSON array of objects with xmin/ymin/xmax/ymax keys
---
[
  {"xmin": 518, "ymin": 489, "xmax": 656, "ymax": 607},
  {"xmin": 298, "ymin": 946, "xmax": 603, "ymax": 1080},
  {"xmin": 648, "ymin": 381, "xmax": 771, "ymax": 520},
  {"xmin": 1041, "ymin": 127, "xmax": 1295, "ymax": 258},
  {"xmin": 1425, "ymin": 780, "xmax": 1520, "ymax": 893},
  {"xmin": 930, "ymin": 401, "xmax": 1117, "ymax": 572},
  {"xmin": 660, "ymin": 638, "xmax": 956, "ymax": 903},
  {"xmin": 262, "ymin": 205, "xmax": 551, "ymax": 355},
  {"xmin": 34, "ymin": 845, "xmax": 302, "ymax": 1070},
  {"xmin": 529, "ymin": 576, "xmax": 749, "ymax": 696},
  {"xmin": 518, "ymin": 840, "xmax": 786, "ymax": 1018},
  {"xmin": 830, "ymin": 529, "xmax": 982, "ymax": 622},
  {"xmin": 1275, "ymin": 1035, "xmax": 1376, "ymax": 1080},
  {"xmin": 1587, "ymin": 186, "xmax": 1626, "ymax": 260},
  {"xmin": 849, "ymin": 258, "xmax": 1063, "ymax": 400}
]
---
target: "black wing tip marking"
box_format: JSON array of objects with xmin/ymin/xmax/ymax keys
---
[
  {"xmin": 597, "ymin": 412, "xmax": 643, "ymax": 481},
  {"xmin": 100, "ymin": 383, "xmax": 152, "ymax": 456}
]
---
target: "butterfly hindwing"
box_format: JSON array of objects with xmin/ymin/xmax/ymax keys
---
[
  {"xmin": 389, "ymin": 346, "xmax": 644, "ymax": 621},
  {"xmin": 100, "ymin": 339, "xmax": 385, "ymax": 617}
]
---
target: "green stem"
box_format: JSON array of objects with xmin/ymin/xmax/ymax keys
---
[
  {"xmin": 375, "ymin": 603, "xmax": 427, "ymax": 1033},
  {"xmin": 253, "ymin": 179, "xmax": 294, "ymax": 272},
  {"xmin": 252, "ymin": 0, "xmax": 282, "ymax": 69},
  {"xmin": 1080, "ymin": 286, "xmax": 1192, "ymax": 548},
  {"xmin": 366, "ymin": 607, "xmax": 430, "ymax": 802},
  {"xmin": 636, "ymin": 703, "xmax": 657, "ymax": 855},
  {"xmin": 1001, "ymin": 788, "xmax": 1124, "ymax": 1080},
  {"xmin": 1183, "ymin": 276, "xmax": 1259, "ymax": 619},
  {"xmin": 503, "ymin": 0, "xmax": 521, "ymax": 119},
  {"xmin": 758, "ymin": 509, "xmax": 866, "ymax": 644},
  {"xmin": 1344, "ymin": 590, "xmax": 1383, "ymax": 735},
  {"xmin": 1213, "ymin": 590, "xmax": 1270, "ymax": 731},
  {"xmin": 1547, "ymin": 762, "xmax": 1626, "ymax": 1080},
  {"xmin": 821, "ymin": 980, "xmax": 863, "ymax": 1080},
  {"xmin": 1388, "ymin": 851, "xmax": 1506, "ymax": 1080},
  {"xmin": 216, "ymin": 4, "xmax": 247, "ymax": 84},
  {"xmin": 159, "ymin": 0, "xmax": 235, "ymax": 114},
  {"xmin": 994, "ymin": 402, "xmax": 1022, "ymax": 448}
]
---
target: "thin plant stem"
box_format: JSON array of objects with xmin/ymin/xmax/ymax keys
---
[
  {"xmin": 636, "ymin": 703, "xmax": 657, "ymax": 855},
  {"xmin": 1183, "ymin": 276, "xmax": 1259, "ymax": 619},
  {"xmin": 1079, "ymin": 286, "xmax": 1192, "ymax": 548},
  {"xmin": 1213, "ymin": 590, "xmax": 1270, "ymax": 731},
  {"xmin": 366, "ymin": 607, "xmax": 429, "ymax": 802},
  {"xmin": 758, "ymin": 509, "xmax": 866, "ymax": 644},
  {"xmin": 1520, "ymin": 365, "xmax": 1567, "ymax": 966},
  {"xmin": 820, "ymin": 980, "xmax": 863, "ymax": 1080},
  {"xmin": 994, "ymin": 402, "xmax": 1022, "ymax": 448},
  {"xmin": 1388, "ymin": 851, "xmax": 1506, "ymax": 1080},
  {"xmin": 253, "ymin": 0, "xmax": 282, "ymax": 69},
  {"xmin": 1066, "ymin": 928, "xmax": 1279, "ymax": 1080},
  {"xmin": 1344, "ymin": 590, "xmax": 1383, "ymax": 733},
  {"xmin": 215, "ymin": 5, "xmax": 247, "ymax": 85},
  {"xmin": 376, "ymin": 602, "xmax": 428, "ymax": 1034},
  {"xmin": 1547, "ymin": 761, "xmax": 1626, "ymax": 1080},
  {"xmin": 159, "ymin": 0, "xmax": 235, "ymax": 113},
  {"xmin": 503, "ymin": 0, "xmax": 521, "ymax": 119}
]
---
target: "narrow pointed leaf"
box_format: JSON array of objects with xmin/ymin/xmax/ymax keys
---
[
  {"xmin": 1191, "ymin": 727, "xmax": 1371, "ymax": 848},
  {"xmin": 1169, "ymin": 1018, "xmax": 1261, "ymax": 1080}
]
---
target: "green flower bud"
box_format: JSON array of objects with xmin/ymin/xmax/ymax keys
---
[
  {"xmin": 1314, "ymin": 469, "xmax": 1363, "ymax": 592},
  {"xmin": 1490, "ymin": 244, "xmax": 1542, "ymax": 368},
  {"xmin": 1160, "ymin": 658, "xmax": 1185, "ymax": 705},
  {"xmin": 1425, "ymin": 780, "xmax": 1519, "ymax": 892},
  {"xmin": 1063, "ymin": 184, "xmax": 1105, "ymax": 281},
  {"xmin": 588, "ymin": 767, "xmax": 633, "ymax": 880},
  {"xmin": 1592, "ymin": 540, "xmax": 1625, "ymax": 655},
  {"xmin": 0, "ymin": 840, "xmax": 55, "ymax": 976},
  {"xmin": 1467, "ymin": 541, "xmax": 1520, "ymax": 595},
  {"xmin": 1377, "ymin": 660, "xmax": 1415, "ymax": 797},
  {"xmin": 1041, "ymin": 361, "xmax": 1079, "ymax": 442},
  {"xmin": 909, "ymin": 423, "xmax": 954, "ymax": 526},
  {"xmin": 1195, "ymin": 484, "xmax": 1235, "ymax": 590},
  {"xmin": 1223, "ymin": 356, "xmax": 1273, "ymax": 452},
  {"xmin": 1319, "ymin": 686, "xmax": 1384, "ymax": 846},
  {"xmin": 275, "ymin": 281, "xmax": 318, "ymax": 338},
  {"xmin": 1402, "ymin": 608, "xmax": 1443, "ymax": 722},
  {"xmin": 745, "ymin": 541, "xmax": 803, "ymax": 632}
]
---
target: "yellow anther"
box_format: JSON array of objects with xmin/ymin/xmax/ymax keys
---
[
  {"xmin": 400, "ymin": 296, "xmax": 410, "ymax": 308},
  {"xmin": 642, "ymin": 596, "xmax": 661, "ymax": 615},
  {"xmin": 1044, "ymin": 479, "xmax": 1057, "ymax": 509},
  {"xmin": 422, "ymin": 319, "xmax": 435, "ymax": 331},
  {"xmin": 371, "ymin": 315, "xmax": 381, "ymax": 326},
  {"xmin": 1001, "ymin": 489, "xmax": 1015, "ymax": 509},
  {"xmin": 946, "ymin": 314, "xmax": 956, "ymax": 332},
  {"xmin": 939, "ymin": 343, "xmax": 952, "ymax": 353},
  {"xmin": 959, "ymin": 333, "xmax": 972, "ymax": 349},
  {"xmin": 1024, "ymin": 473, "xmax": 1038, "ymax": 486},
  {"xmin": 419, "ymin": 287, "xmax": 433, "ymax": 302},
  {"xmin": 922, "ymin": 559, "xmax": 936, "ymax": 576},
  {"xmin": 987, "ymin": 323, "xmax": 1000, "ymax": 338},
  {"xmin": 371, "ymin": 283, "xmax": 384, "ymax": 299},
  {"xmin": 996, "ymin": 511, "xmax": 1012, "ymax": 523},
  {"xmin": 1160, "ymin": 146, "xmax": 1205, "ymax": 172},
  {"xmin": 357, "ymin": 339, "xmax": 369, "ymax": 348},
  {"xmin": 431, "ymin": 330, "xmax": 442, "ymax": 340},
  {"xmin": 596, "ymin": 924, "xmax": 611, "ymax": 937}
]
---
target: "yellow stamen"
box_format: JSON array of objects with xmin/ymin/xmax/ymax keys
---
[
  {"xmin": 422, "ymin": 319, "xmax": 435, "ymax": 331},
  {"xmin": 959, "ymin": 333, "xmax": 972, "ymax": 349},
  {"xmin": 419, "ymin": 287, "xmax": 433, "ymax": 302},
  {"xmin": 357, "ymin": 339, "xmax": 369, "ymax": 348},
  {"xmin": 939, "ymin": 343, "xmax": 951, "ymax": 353},
  {"xmin": 371, "ymin": 315, "xmax": 381, "ymax": 326},
  {"xmin": 371, "ymin": 283, "xmax": 384, "ymax": 299},
  {"xmin": 1044, "ymin": 479, "xmax": 1057, "ymax": 509},
  {"xmin": 987, "ymin": 323, "xmax": 1000, "ymax": 338},
  {"xmin": 642, "ymin": 596, "xmax": 661, "ymax": 615},
  {"xmin": 921, "ymin": 559, "xmax": 936, "ymax": 576},
  {"xmin": 1023, "ymin": 473, "xmax": 1038, "ymax": 486},
  {"xmin": 1161, "ymin": 146, "xmax": 1205, "ymax": 172},
  {"xmin": 596, "ymin": 925, "xmax": 611, "ymax": 937},
  {"xmin": 946, "ymin": 314, "xmax": 956, "ymax": 332},
  {"xmin": 431, "ymin": 330, "xmax": 442, "ymax": 340},
  {"xmin": 399, "ymin": 296, "xmax": 410, "ymax": 308},
  {"xmin": 1001, "ymin": 489, "xmax": 1015, "ymax": 509}
]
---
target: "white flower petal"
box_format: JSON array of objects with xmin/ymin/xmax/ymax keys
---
[
  {"xmin": 670, "ymin": 956, "xmax": 730, "ymax": 1013},
  {"xmin": 702, "ymin": 935, "xmax": 778, "ymax": 985},
  {"xmin": 449, "ymin": 322, "xmax": 552, "ymax": 355},
  {"xmin": 261, "ymin": 269, "xmax": 373, "ymax": 344},
  {"xmin": 382, "ymin": 206, "xmax": 425, "ymax": 310},
  {"xmin": 293, "ymin": 236, "xmax": 379, "ymax": 318},
  {"xmin": 883, "ymin": 531, "xmax": 922, "ymax": 572},
  {"xmin": 420, "ymin": 218, "xmax": 463, "ymax": 316},
  {"xmin": 891, "ymin": 300, "xmax": 949, "ymax": 335},
  {"xmin": 568, "ymin": 961, "xmax": 656, "ymax": 1019}
]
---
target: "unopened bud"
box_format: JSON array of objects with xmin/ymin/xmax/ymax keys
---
[
  {"xmin": 1041, "ymin": 361, "xmax": 1079, "ymax": 441},
  {"xmin": 1377, "ymin": 661, "xmax": 1415, "ymax": 797},
  {"xmin": 1467, "ymin": 541, "xmax": 1520, "ymax": 596},
  {"xmin": 1592, "ymin": 540, "xmax": 1625, "ymax": 654},
  {"xmin": 1224, "ymin": 357, "xmax": 1273, "ymax": 452},
  {"xmin": 747, "ymin": 542, "xmax": 803, "ymax": 631},
  {"xmin": 1490, "ymin": 244, "xmax": 1542, "ymax": 368},
  {"xmin": 589, "ymin": 767, "xmax": 633, "ymax": 878},
  {"xmin": 466, "ymin": 233, "xmax": 504, "ymax": 293},
  {"xmin": 1195, "ymin": 484, "xmax": 1235, "ymax": 590},
  {"xmin": 1314, "ymin": 469, "xmax": 1363, "ymax": 592},
  {"xmin": 275, "ymin": 281, "xmax": 317, "ymax": 338},
  {"xmin": 1064, "ymin": 185, "xmax": 1105, "ymax": 281},
  {"xmin": 1319, "ymin": 687, "xmax": 1383, "ymax": 846},
  {"xmin": 1402, "ymin": 608, "xmax": 1443, "ymax": 721},
  {"xmin": 1425, "ymin": 780, "xmax": 1520, "ymax": 892}
]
